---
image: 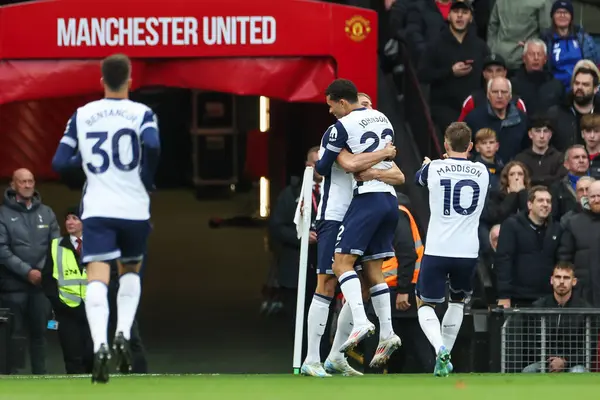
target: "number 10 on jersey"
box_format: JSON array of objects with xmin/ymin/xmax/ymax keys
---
[{"xmin": 440, "ymin": 179, "xmax": 480, "ymax": 216}]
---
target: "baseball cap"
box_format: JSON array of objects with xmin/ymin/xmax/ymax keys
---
[
  {"xmin": 483, "ymin": 53, "xmax": 507, "ymax": 69},
  {"xmin": 450, "ymin": 0, "xmax": 474, "ymax": 12}
]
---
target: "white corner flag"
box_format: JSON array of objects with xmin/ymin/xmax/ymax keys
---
[{"xmin": 292, "ymin": 166, "xmax": 314, "ymax": 374}]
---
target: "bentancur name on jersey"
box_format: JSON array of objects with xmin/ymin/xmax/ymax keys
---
[
  {"xmin": 435, "ymin": 162, "xmax": 484, "ymax": 178},
  {"xmin": 84, "ymin": 108, "xmax": 140, "ymax": 127}
]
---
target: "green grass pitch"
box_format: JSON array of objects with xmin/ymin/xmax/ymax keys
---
[{"xmin": 0, "ymin": 374, "xmax": 598, "ymax": 400}]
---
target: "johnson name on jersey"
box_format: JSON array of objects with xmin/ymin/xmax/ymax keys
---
[
  {"xmin": 416, "ymin": 158, "xmax": 489, "ymax": 258},
  {"xmin": 337, "ymin": 108, "xmax": 396, "ymax": 196},
  {"xmin": 60, "ymin": 98, "xmax": 160, "ymax": 221},
  {"xmin": 316, "ymin": 125, "xmax": 353, "ymax": 222}
]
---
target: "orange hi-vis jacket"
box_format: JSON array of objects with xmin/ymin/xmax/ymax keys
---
[{"xmin": 382, "ymin": 205, "xmax": 423, "ymax": 287}]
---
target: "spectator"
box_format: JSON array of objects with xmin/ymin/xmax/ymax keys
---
[
  {"xmin": 458, "ymin": 53, "xmax": 527, "ymax": 122},
  {"xmin": 511, "ymin": 39, "xmax": 565, "ymax": 116},
  {"xmin": 547, "ymin": 61, "xmax": 600, "ymax": 152},
  {"xmin": 487, "ymin": 0, "xmax": 553, "ymax": 73},
  {"xmin": 522, "ymin": 263, "xmax": 590, "ymax": 373},
  {"xmin": 480, "ymin": 161, "xmax": 531, "ymax": 256},
  {"xmin": 550, "ymin": 144, "xmax": 590, "ymax": 220},
  {"xmin": 42, "ymin": 207, "xmax": 92, "ymax": 374},
  {"xmin": 473, "ymin": 128, "xmax": 504, "ymax": 190},
  {"xmin": 540, "ymin": 0, "xmax": 600, "ymax": 91},
  {"xmin": 557, "ymin": 180, "xmax": 600, "ymax": 306},
  {"xmin": 560, "ymin": 176, "xmax": 594, "ymax": 227},
  {"xmin": 495, "ymin": 186, "xmax": 560, "ymax": 308},
  {"xmin": 0, "ymin": 168, "xmax": 60, "ymax": 374},
  {"xmin": 404, "ymin": 0, "xmax": 458, "ymax": 63},
  {"xmin": 418, "ymin": 0, "xmax": 489, "ymax": 140},
  {"xmin": 515, "ymin": 115, "xmax": 566, "ymax": 186},
  {"xmin": 580, "ymin": 114, "xmax": 600, "ymax": 179},
  {"xmin": 464, "ymin": 77, "xmax": 529, "ymax": 162}
]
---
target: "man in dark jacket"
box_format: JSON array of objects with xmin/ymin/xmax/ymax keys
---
[
  {"xmin": 551, "ymin": 144, "xmax": 590, "ymax": 221},
  {"xmin": 547, "ymin": 65, "xmax": 600, "ymax": 152},
  {"xmin": 465, "ymin": 77, "xmax": 529, "ymax": 162},
  {"xmin": 515, "ymin": 115, "xmax": 566, "ymax": 186},
  {"xmin": 557, "ymin": 180, "xmax": 600, "ymax": 307},
  {"xmin": 510, "ymin": 39, "xmax": 565, "ymax": 116},
  {"xmin": 495, "ymin": 186, "xmax": 561, "ymax": 308},
  {"xmin": 522, "ymin": 263, "xmax": 590, "ymax": 373},
  {"xmin": 404, "ymin": 0, "xmax": 453, "ymax": 63},
  {"xmin": 0, "ymin": 168, "xmax": 60, "ymax": 374},
  {"xmin": 418, "ymin": 0, "xmax": 489, "ymax": 140},
  {"xmin": 363, "ymin": 193, "xmax": 434, "ymax": 373}
]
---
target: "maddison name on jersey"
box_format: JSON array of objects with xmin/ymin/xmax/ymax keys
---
[{"xmin": 434, "ymin": 163, "xmax": 485, "ymax": 178}]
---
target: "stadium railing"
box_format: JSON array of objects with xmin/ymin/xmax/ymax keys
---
[{"xmin": 487, "ymin": 308, "xmax": 600, "ymax": 373}]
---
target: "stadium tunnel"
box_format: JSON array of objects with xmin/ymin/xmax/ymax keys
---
[{"xmin": 0, "ymin": 0, "xmax": 380, "ymax": 373}]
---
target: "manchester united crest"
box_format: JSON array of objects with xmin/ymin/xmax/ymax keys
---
[{"xmin": 345, "ymin": 15, "xmax": 371, "ymax": 42}]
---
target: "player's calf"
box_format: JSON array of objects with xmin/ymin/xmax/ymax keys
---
[{"xmin": 304, "ymin": 275, "xmax": 337, "ymax": 366}]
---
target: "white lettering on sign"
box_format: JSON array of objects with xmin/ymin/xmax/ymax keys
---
[{"xmin": 57, "ymin": 16, "xmax": 277, "ymax": 47}]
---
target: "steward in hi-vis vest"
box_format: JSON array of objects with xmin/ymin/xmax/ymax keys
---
[{"xmin": 42, "ymin": 207, "xmax": 92, "ymax": 375}]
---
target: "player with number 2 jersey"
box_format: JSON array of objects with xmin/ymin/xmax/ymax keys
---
[
  {"xmin": 51, "ymin": 54, "xmax": 160, "ymax": 385},
  {"xmin": 414, "ymin": 122, "xmax": 488, "ymax": 377}
]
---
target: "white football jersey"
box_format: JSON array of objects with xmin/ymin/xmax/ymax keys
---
[
  {"xmin": 337, "ymin": 108, "xmax": 396, "ymax": 196},
  {"xmin": 418, "ymin": 158, "xmax": 489, "ymax": 258},
  {"xmin": 72, "ymin": 99, "xmax": 156, "ymax": 220},
  {"xmin": 316, "ymin": 125, "xmax": 353, "ymax": 222}
]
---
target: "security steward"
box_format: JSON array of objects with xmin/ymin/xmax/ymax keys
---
[
  {"xmin": 363, "ymin": 193, "xmax": 435, "ymax": 373},
  {"xmin": 42, "ymin": 207, "xmax": 92, "ymax": 374}
]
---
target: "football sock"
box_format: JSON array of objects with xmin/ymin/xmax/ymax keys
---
[
  {"xmin": 116, "ymin": 272, "xmax": 141, "ymax": 341},
  {"xmin": 442, "ymin": 302, "xmax": 464, "ymax": 352},
  {"xmin": 85, "ymin": 280, "xmax": 109, "ymax": 353},
  {"xmin": 370, "ymin": 283, "xmax": 394, "ymax": 340},
  {"xmin": 338, "ymin": 270, "xmax": 369, "ymax": 326},
  {"xmin": 304, "ymin": 294, "xmax": 332, "ymax": 364},
  {"xmin": 328, "ymin": 300, "xmax": 353, "ymax": 361},
  {"xmin": 418, "ymin": 305, "xmax": 444, "ymax": 353}
]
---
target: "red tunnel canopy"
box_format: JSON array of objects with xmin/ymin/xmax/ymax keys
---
[{"xmin": 0, "ymin": 0, "xmax": 379, "ymax": 105}]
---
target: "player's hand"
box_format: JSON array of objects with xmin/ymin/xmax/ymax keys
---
[
  {"xmin": 396, "ymin": 293, "xmax": 411, "ymax": 311},
  {"xmin": 354, "ymin": 168, "xmax": 379, "ymax": 182},
  {"xmin": 384, "ymin": 143, "xmax": 397, "ymax": 159},
  {"xmin": 498, "ymin": 299, "xmax": 511, "ymax": 309},
  {"xmin": 27, "ymin": 269, "xmax": 42, "ymax": 286},
  {"xmin": 548, "ymin": 357, "xmax": 566, "ymax": 372},
  {"xmin": 309, "ymin": 230, "xmax": 317, "ymax": 244},
  {"xmin": 442, "ymin": 153, "xmax": 449, "ymax": 159},
  {"xmin": 422, "ymin": 157, "xmax": 432, "ymax": 166},
  {"xmin": 452, "ymin": 62, "xmax": 473, "ymax": 77}
]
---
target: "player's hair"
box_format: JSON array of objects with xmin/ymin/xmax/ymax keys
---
[
  {"xmin": 580, "ymin": 113, "xmax": 600, "ymax": 132},
  {"xmin": 357, "ymin": 92, "xmax": 371, "ymax": 101},
  {"xmin": 528, "ymin": 115, "xmax": 553, "ymax": 132},
  {"xmin": 444, "ymin": 122, "xmax": 472, "ymax": 152},
  {"xmin": 101, "ymin": 54, "xmax": 131, "ymax": 91},
  {"xmin": 474, "ymin": 128, "xmax": 497, "ymax": 144},
  {"xmin": 499, "ymin": 161, "xmax": 531, "ymax": 193},
  {"xmin": 306, "ymin": 146, "xmax": 320, "ymax": 160},
  {"xmin": 564, "ymin": 144, "xmax": 587, "ymax": 162},
  {"xmin": 325, "ymin": 79, "xmax": 359, "ymax": 103},
  {"xmin": 527, "ymin": 185, "xmax": 551, "ymax": 203},
  {"xmin": 554, "ymin": 262, "xmax": 575, "ymax": 276}
]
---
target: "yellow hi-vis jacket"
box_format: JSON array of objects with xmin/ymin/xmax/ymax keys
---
[
  {"xmin": 382, "ymin": 205, "xmax": 423, "ymax": 287},
  {"xmin": 51, "ymin": 238, "xmax": 87, "ymax": 307}
]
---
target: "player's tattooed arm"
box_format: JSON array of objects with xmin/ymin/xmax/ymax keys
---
[
  {"xmin": 354, "ymin": 162, "xmax": 405, "ymax": 185},
  {"xmin": 337, "ymin": 143, "xmax": 397, "ymax": 173}
]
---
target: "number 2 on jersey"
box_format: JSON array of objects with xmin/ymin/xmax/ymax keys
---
[
  {"xmin": 86, "ymin": 129, "xmax": 140, "ymax": 174},
  {"xmin": 440, "ymin": 179, "xmax": 480, "ymax": 216},
  {"xmin": 360, "ymin": 128, "xmax": 394, "ymax": 153}
]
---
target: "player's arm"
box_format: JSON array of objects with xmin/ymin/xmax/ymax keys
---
[
  {"xmin": 394, "ymin": 210, "xmax": 418, "ymax": 295},
  {"xmin": 140, "ymin": 110, "xmax": 161, "ymax": 191},
  {"xmin": 315, "ymin": 121, "xmax": 348, "ymax": 176},
  {"xmin": 414, "ymin": 159, "xmax": 431, "ymax": 187},
  {"xmin": 354, "ymin": 162, "xmax": 405, "ymax": 185},
  {"xmin": 52, "ymin": 112, "xmax": 82, "ymax": 173},
  {"xmin": 336, "ymin": 144, "xmax": 396, "ymax": 173}
]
